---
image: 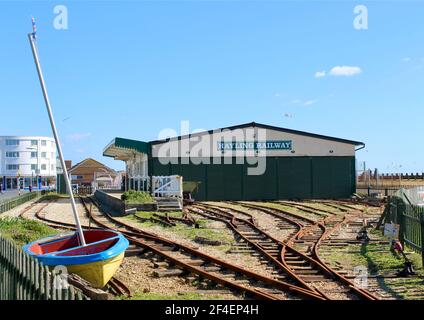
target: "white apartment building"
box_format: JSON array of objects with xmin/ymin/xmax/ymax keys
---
[{"xmin": 0, "ymin": 136, "xmax": 57, "ymax": 190}]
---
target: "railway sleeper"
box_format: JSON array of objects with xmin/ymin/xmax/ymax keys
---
[
  {"xmin": 152, "ymin": 269, "xmax": 186, "ymax": 278},
  {"xmin": 179, "ymin": 258, "xmax": 205, "ymax": 266},
  {"xmin": 298, "ymin": 275, "xmax": 328, "ymax": 282},
  {"xmin": 153, "ymin": 261, "xmax": 169, "ymax": 268}
]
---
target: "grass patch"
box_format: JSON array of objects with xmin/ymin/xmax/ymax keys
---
[
  {"xmin": 121, "ymin": 190, "xmax": 155, "ymax": 204},
  {"xmin": 40, "ymin": 192, "xmax": 68, "ymax": 201},
  {"xmin": 0, "ymin": 217, "xmax": 58, "ymax": 246},
  {"xmin": 119, "ymin": 291, "xmax": 226, "ymax": 300},
  {"xmin": 172, "ymin": 223, "xmax": 235, "ymax": 244},
  {"xmin": 300, "ymin": 202, "xmax": 345, "ymax": 214},
  {"xmin": 124, "ymin": 214, "xmax": 155, "ymax": 227},
  {"xmin": 322, "ymin": 229, "xmax": 424, "ymax": 300},
  {"xmin": 124, "ymin": 213, "xmax": 234, "ymax": 245},
  {"xmin": 135, "ymin": 211, "xmax": 183, "ymax": 219}
]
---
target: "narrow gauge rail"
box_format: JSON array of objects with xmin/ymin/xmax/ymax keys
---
[
  {"xmin": 21, "ymin": 198, "xmax": 315, "ymax": 300},
  {"xmin": 305, "ymin": 200, "xmax": 356, "ymax": 212},
  {"xmin": 274, "ymin": 201, "xmax": 343, "ymax": 217},
  {"xmin": 196, "ymin": 202, "xmax": 378, "ymax": 300},
  {"xmin": 268, "ymin": 201, "xmax": 384, "ymax": 246},
  {"xmin": 187, "ymin": 203, "xmax": 332, "ymax": 299},
  {"xmin": 18, "ymin": 200, "xmax": 52, "ymax": 218},
  {"xmin": 18, "ymin": 200, "xmax": 131, "ymax": 298},
  {"xmin": 79, "ymin": 196, "xmax": 324, "ymax": 300},
  {"xmin": 108, "ymin": 277, "xmax": 132, "ymax": 297}
]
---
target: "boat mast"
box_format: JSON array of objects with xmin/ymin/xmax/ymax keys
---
[{"xmin": 28, "ymin": 19, "xmax": 86, "ymax": 246}]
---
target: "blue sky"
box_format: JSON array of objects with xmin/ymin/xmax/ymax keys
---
[{"xmin": 0, "ymin": 1, "xmax": 423, "ymax": 173}]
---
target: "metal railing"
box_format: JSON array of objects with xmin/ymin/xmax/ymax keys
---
[
  {"xmin": 152, "ymin": 175, "xmax": 183, "ymax": 198},
  {"xmin": 385, "ymin": 196, "xmax": 424, "ymax": 265},
  {"xmin": 0, "ymin": 236, "xmax": 88, "ymax": 300},
  {"xmin": 127, "ymin": 175, "xmax": 183, "ymax": 199},
  {"xmin": 0, "ymin": 192, "xmax": 41, "ymax": 215}
]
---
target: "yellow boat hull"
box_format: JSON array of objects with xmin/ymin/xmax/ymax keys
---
[{"xmin": 67, "ymin": 252, "xmax": 125, "ymax": 288}]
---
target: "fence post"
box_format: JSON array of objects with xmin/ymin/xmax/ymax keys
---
[
  {"xmin": 421, "ymin": 210, "xmax": 424, "ymax": 267},
  {"xmin": 398, "ymin": 198, "xmax": 406, "ymax": 246}
]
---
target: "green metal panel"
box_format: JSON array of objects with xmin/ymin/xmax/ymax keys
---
[
  {"xmin": 152, "ymin": 156, "xmax": 356, "ymax": 201},
  {"xmin": 205, "ymin": 158, "xmax": 225, "ymax": 201},
  {"xmin": 222, "ymin": 159, "xmax": 244, "ymax": 200},
  {"xmin": 175, "ymin": 161, "xmax": 207, "ymax": 201},
  {"xmin": 311, "ymin": 157, "xmax": 333, "ymax": 198},
  {"xmin": 243, "ymin": 157, "xmax": 277, "ymax": 200},
  {"xmin": 56, "ymin": 174, "xmax": 67, "ymax": 194},
  {"xmin": 330, "ymin": 157, "xmax": 353, "ymax": 198},
  {"xmin": 311, "ymin": 157, "xmax": 355, "ymax": 199},
  {"xmin": 151, "ymin": 158, "xmax": 172, "ymax": 176},
  {"xmin": 277, "ymin": 157, "xmax": 312, "ymax": 199}
]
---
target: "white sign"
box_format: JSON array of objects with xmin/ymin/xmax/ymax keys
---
[
  {"xmin": 418, "ymin": 191, "xmax": 424, "ymax": 206},
  {"xmin": 384, "ymin": 223, "xmax": 400, "ymax": 239}
]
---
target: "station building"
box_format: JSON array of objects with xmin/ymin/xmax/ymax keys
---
[
  {"xmin": 0, "ymin": 136, "xmax": 57, "ymax": 190},
  {"xmin": 103, "ymin": 122, "xmax": 364, "ymax": 201}
]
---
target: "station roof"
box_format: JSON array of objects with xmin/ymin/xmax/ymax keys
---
[
  {"xmin": 103, "ymin": 122, "xmax": 364, "ymax": 160},
  {"xmin": 150, "ymin": 122, "xmax": 365, "ymax": 147},
  {"xmin": 103, "ymin": 137, "xmax": 150, "ymax": 160}
]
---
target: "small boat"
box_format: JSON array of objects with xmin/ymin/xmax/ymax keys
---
[
  {"xmin": 24, "ymin": 20, "xmax": 129, "ymax": 290},
  {"xmin": 23, "ymin": 230, "xmax": 129, "ymax": 288}
]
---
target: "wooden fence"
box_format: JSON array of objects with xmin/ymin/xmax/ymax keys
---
[
  {"xmin": 385, "ymin": 196, "xmax": 424, "ymax": 265},
  {"xmin": 0, "ymin": 192, "xmax": 41, "ymax": 215},
  {"xmin": 0, "ymin": 236, "xmax": 88, "ymax": 300}
]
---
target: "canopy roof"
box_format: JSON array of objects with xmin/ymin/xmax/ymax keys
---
[
  {"xmin": 103, "ymin": 122, "xmax": 365, "ymax": 161},
  {"xmin": 103, "ymin": 137, "xmax": 149, "ymax": 160}
]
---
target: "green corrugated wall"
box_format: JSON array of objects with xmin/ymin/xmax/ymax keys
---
[{"xmin": 150, "ymin": 156, "xmax": 356, "ymax": 201}]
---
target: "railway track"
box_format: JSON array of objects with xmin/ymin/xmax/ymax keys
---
[
  {"xmin": 107, "ymin": 277, "xmax": 132, "ymax": 297},
  {"xmin": 193, "ymin": 201, "xmax": 378, "ymax": 300},
  {"xmin": 78, "ymin": 196, "xmax": 325, "ymax": 300},
  {"xmin": 187, "ymin": 203, "xmax": 333, "ymax": 299},
  {"xmin": 274, "ymin": 200, "xmax": 343, "ymax": 217}
]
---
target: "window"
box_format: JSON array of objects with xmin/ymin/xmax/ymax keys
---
[
  {"xmin": 6, "ymin": 139, "xmax": 19, "ymax": 146},
  {"xmin": 41, "ymin": 152, "xmax": 47, "ymax": 158},
  {"xmin": 41, "ymin": 164, "xmax": 47, "ymax": 171},
  {"xmin": 41, "ymin": 140, "xmax": 47, "ymax": 146},
  {"xmin": 7, "ymin": 164, "xmax": 19, "ymax": 170},
  {"xmin": 51, "ymin": 164, "xmax": 54, "ymax": 171},
  {"xmin": 31, "ymin": 152, "xmax": 38, "ymax": 158},
  {"xmin": 31, "ymin": 140, "xmax": 38, "ymax": 146},
  {"xmin": 31, "ymin": 164, "xmax": 37, "ymax": 171},
  {"xmin": 6, "ymin": 151, "xmax": 19, "ymax": 158},
  {"xmin": 51, "ymin": 152, "xmax": 54, "ymax": 159}
]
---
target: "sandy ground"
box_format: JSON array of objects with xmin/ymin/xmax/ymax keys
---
[
  {"xmin": 42, "ymin": 198, "xmax": 91, "ymax": 226},
  {"xmin": 0, "ymin": 198, "xmax": 39, "ymax": 218},
  {"xmin": 115, "ymin": 255, "xmax": 241, "ymax": 299}
]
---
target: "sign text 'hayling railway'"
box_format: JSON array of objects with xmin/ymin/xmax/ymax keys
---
[{"xmin": 217, "ymin": 140, "xmax": 292, "ymax": 151}]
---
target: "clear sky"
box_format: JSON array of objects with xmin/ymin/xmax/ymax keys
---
[{"xmin": 0, "ymin": 1, "xmax": 423, "ymax": 173}]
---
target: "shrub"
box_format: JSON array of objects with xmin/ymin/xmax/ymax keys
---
[{"xmin": 121, "ymin": 190, "xmax": 155, "ymax": 204}]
